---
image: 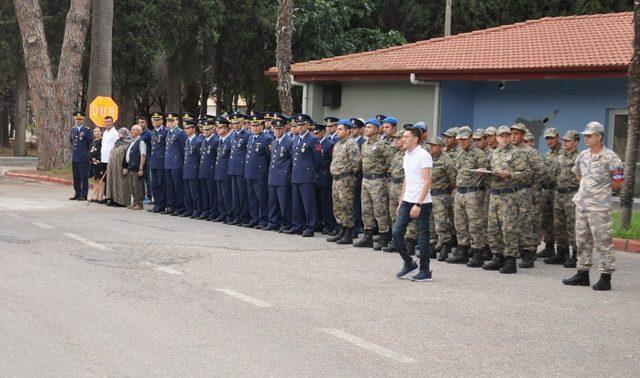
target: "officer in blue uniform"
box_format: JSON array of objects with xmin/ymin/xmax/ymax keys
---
[
  {"xmin": 266, "ymin": 119, "xmax": 293, "ymax": 232},
  {"xmin": 182, "ymin": 117, "xmax": 202, "ymax": 218},
  {"xmin": 198, "ymin": 117, "xmax": 219, "ymax": 220},
  {"xmin": 350, "ymin": 118, "xmax": 366, "ymax": 236},
  {"xmin": 325, "ymin": 117, "xmax": 340, "ymax": 144},
  {"xmin": 313, "ymin": 123, "xmax": 337, "ymax": 235},
  {"xmin": 228, "ymin": 112, "xmax": 250, "ymax": 225},
  {"xmin": 148, "ymin": 112, "xmax": 167, "ymax": 213},
  {"xmin": 163, "ymin": 112, "xmax": 187, "ymax": 215},
  {"xmin": 243, "ymin": 113, "xmax": 274, "ymax": 228},
  {"xmin": 69, "ymin": 111, "xmax": 93, "ymax": 200},
  {"xmin": 285, "ymin": 114, "xmax": 323, "ymax": 237},
  {"xmin": 214, "ymin": 117, "xmax": 234, "ymax": 222}
]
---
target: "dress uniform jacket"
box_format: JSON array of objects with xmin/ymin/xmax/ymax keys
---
[
  {"xmin": 268, "ymin": 135, "xmax": 293, "ymax": 186},
  {"xmin": 70, "ymin": 125, "xmax": 93, "ymax": 163},
  {"xmin": 315, "ymin": 137, "xmax": 334, "ymax": 188},
  {"xmin": 245, "ymin": 132, "xmax": 274, "ymax": 180},
  {"xmin": 150, "ymin": 126, "xmax": 168, "ymax": 169},
  {"xmin": 164, "ymin": 127, "xmax": 187, "ymax": 170}
]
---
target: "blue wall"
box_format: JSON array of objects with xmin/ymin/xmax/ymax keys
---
[{"xmin": 440, "ymin": 78, "xmax": 629, "ymax": 153}]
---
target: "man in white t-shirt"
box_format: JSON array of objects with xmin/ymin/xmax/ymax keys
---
[
  {"xmin": 99, "ymin": 116, "xmax": 119, "ymax": 201},
  {"xmin": 392, "ymin": 126, "xmax": 433, "ymax": 282}
]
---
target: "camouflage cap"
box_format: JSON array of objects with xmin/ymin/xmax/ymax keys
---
[
  {"xmin": 543, "ymin": 127, "xmax": 559, "ymax": 138},
  {"xmin": 456, "ymin": 126, "xmax": 473, "ymax": 139},
  {"xmin": 393, "ymin": 129, "xmax": 405, "ymax": 138},
  {"xmin": 472, "ymin": 128, "xmax": 486, "ymax": 139},
  {"xmin": 510, "ymin": 122, "xmax": 528, "ymax": 133},
  {"xmin": 485, "ymin": 126, "xmax": 497, "ymax": 136},
  {"xmin": 580, "ymin": 121, "xmax": 605, "ymax": 135},
  {"xmin": 562, "ymin": 130, "xmax": 580, "ymax": 141},
  {"xmin": 443, "ymin": 127, "xmax": 459, "ymax": 137},
  {"xmin": 427, "ymin": 136, "xmax": 444, "ymax": 146},
  {"xmin": 524, "ymin": 131, "xmax": 535, "ymax": 141},
  {"xmin": 496, "ymin": 125, "xmax": 512, "ymax": 135}
]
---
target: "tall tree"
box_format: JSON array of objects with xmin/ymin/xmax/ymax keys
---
[
  {"xmin": 13, "ymin": 67, "xmax": 27, "ymax": 156},
  {"xmin": 621, "ymin": 1, "xmax": 640, "ymax": 229},
  {"xmin": 86, "ymin": 0, "xmax": 114, "ymax": 128},
  {"xmin": 275, "ymin": 0, "xmax": 294, "ymax": 114},
  {"xmin": 14, "ymin": 0, "xmax": 92, "ymax": 169}
]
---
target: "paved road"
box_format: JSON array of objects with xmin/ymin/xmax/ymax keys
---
[{"xmin": 1, "ymin": 174, "xmax": 639, "ymax": 376}]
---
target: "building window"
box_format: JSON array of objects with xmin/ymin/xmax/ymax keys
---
[{"xmin": 607, "ymin": 109, "xmax": 639, "ymax": 197}]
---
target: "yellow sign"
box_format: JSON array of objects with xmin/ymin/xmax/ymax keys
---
[{"xmin": 89, "ymin": 96, "xmax": 119, "ymax": 127}]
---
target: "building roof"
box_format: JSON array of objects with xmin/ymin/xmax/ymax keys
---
[{"xmin": 267, "ymin": 12, "xmax": 633, "ymax": 82}]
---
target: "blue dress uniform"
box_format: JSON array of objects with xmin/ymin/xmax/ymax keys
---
[
  {"xmin": 182, "ymin": 126, "xmax": 203, "ymax": 218},
  {"xmin": 163, "ymin": 113, "xmax": 187, "ymax": 215},
  {"xmin": 198, "ymin": 122, "xmax": 219, "ymax": 220},
  {"xmin": 228, "ymin": 113, "xmax": 250, "ymax": 224},
  {"xmin": 315, "ymin": 131, "xmax": 337, "ymax": 233},
  {"xmin": 214, "ymin": 119, "xmax": 234, "ymax": 222},
  {"xmin": 267, "ymin": 121, "xmax": 293, "ymax": 231},
  {"xmin": 243, "ymin": 120, "xmax": 274, "ymax": 228},
  {"xmin": 149, "ymin": 112, "xmax": 168, "ymax": 212},
  {"xmin": 288, "ymin": 114, "xmax": 323, "ymax": 236},
  {"xmin": 351, "ymin": 118, "xmax": 366, "ymax": 235},
  {"xmin": 325, "ymin": 117, "xmax": 340, "ymax": 144},
  {"xmin": 69, "ymin": 112, "xmax": 93, "ymax": 200}
]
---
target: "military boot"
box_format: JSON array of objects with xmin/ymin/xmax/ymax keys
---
[
  {"xmin": 446, "ymin": 245, "xmax": 469, "ymax": 264},
  {"xmin": 373, "ymin": 232, "xmax": 390, "ymax": 251},
  {"xmin": 327, "ymin": 225, "xmax": 345, "ymax": 242},
  {"xmin": 482, "ymin": 245, "xmax": 493, "ymax": 261},
  {"xmin": 563, "ymin": 247, "xmax": 577, "ymax": 268},
  {"xmin": 482, "ymin": 253, "xmax": 504, "ymax": 270},
  {"xmin": 354, "ymin": 229, "xmax": 373, "ymax": 248},
  {"xmin": 336, "ymin": 227, "xmax": 354, "ymax": 245},
  {"xmin": 499, "ymin": 256, "xmax": 517, "ymax": 274},
  {"xmin": 382, "ymin": 237, "xmax": 397, "ymax": 253},
  {"xmin": 544, "ymin": 245, "xmax": 568, "ymax": 264},
  {"xmin": 562, "ymin": 270, "xmax": 590, "ymax": 286},
  {"xmin": 451, "ymin": 234, "xmax": 458, "ymax": 248},
  {"xmin": 405, "ymin": 238, "xmax": 416, "ymax": 256},
  {"xmin": 592, "ymin": 273, "xmax": 612, "ymax": 291},
  {"xmin": 437, "ymin": 242, "xmax": 451, "ymax": 261},
  {"xmin": 466, "ymin": 248, "xmax": 484, "ymax": 268},
  {"xmin": 537, "ymin": 242, "xmax": 556, "ymax": 258},
  {"xmin": 429, "ymin": 242, "xmax": 438, "ymax": 258},
  {"xmin": 518, "ymin": 250, "xmax": 535, "ymax": 269}
]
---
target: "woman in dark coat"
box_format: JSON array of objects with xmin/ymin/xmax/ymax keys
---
[
  {"xmin": 106, "ymin": 128, "xmax": 132, "ymax": 207},
  {"xmin": 88, "ymin": 127, "xmax": 105, "ymax": 203}
]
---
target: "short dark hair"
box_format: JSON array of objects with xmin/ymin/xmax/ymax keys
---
[
  {"xmin": 104, "ymin": 116, "xmax": 113, "ymax": 121},
  {"xmin": 405, "ymin": 128, "xmax": 422, "ymax": 139}
]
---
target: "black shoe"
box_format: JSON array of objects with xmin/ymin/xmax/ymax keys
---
[
  {"xmin": 518, "ymin": 250, "xmax": 535, "ymax": 269},
  {"xmin": 241, "ymin": 222, "xmax": 256, "ymax": 228},
  {"xmin": 336, "ymin": 228, "xmax": 354, "ymax": 244},
  {"xmin": 327, "ymin": 226, "xmax": 345, "ymax": 242},
  {"xmin": 411, "ymin": 270, "xmax": 433, "ymax": 282},
  {"xmin": 78, "ymin": 196, "xmax": 87, "ymax": 201},
  {"xmin": 563, "ymin": 248, "xmax": 577, "ymax": 268},
  {"xmin": 562, "ymin": 270, "xmax": 590, "ymax": 286},
  {"xmin": 545, "ymin": 246, "xmax": 568, "ymax": 265},
  {"xmin": 163, "ymin": 208, "xmax": 174, "ymax": 215},
  {"xmin": 437, "ymin": 243, "xmax": 451, "ymax": 262},
  {"xmin": 429, "ymin": 243, "xmax": 438, "ymax": 259},
  {"xmin": 382, "ymin": 237, "xmax": 397, "ymax": 253},
  {"xmin": 179, "ymin": 212, "xmax": 190, "ymax": 217},
  {"xmin": 283, "ymin": 228, "xmax": 299, "ymax": 235},
  {"xmin": 466, "ymin": 249, "xmax": 484, "ymax": 268},
  {"xmin": 446, "ymin": 245, "xmax": 470, "ymax": 264},
  {"xmin": 327, "ymin": 228, "xmax": 340, "ymax": 237},
  {"xmin": 482, "ymin": 245, "xmax": 492, "ymax": 261},
  {"xmin": 483, "ymin": 253, "xmax": 505, "ymax": 270},
  {"xmin": 451, "ymin": 234, "xmax": 458, "ymax": 248},
  {"xmin": 354, "ymin": 230, "xmax": 373, "ymax": 248},
  {"xmin": 228, "ymin": 219, "xmax": 240, "ymax": 225},
  {"xmin": 321, "ymin": 227, "xmax": 330, "ymax": 235},
  {"xmin": 302, "ymin": 230, "xmax": 314, "ymax": 237},
  {"xmin": 263, "ymin": 224, "xmax": 278, "ymax": 231},
  {"xmin": 396, "ymin": 261, "xmax": 418, "ymax": 279},
  {"xmin": 278, "ymin": 226, "xmax": 290, "ymax": 233},
  {"xmin": 69, "ymin": 196, "xmax": 79, "ymax": 200},
  {"xmin": 537, "ymin": 242, "xmax": 556, "ymax": 258},
  {"xmin": 373, "ymin": 232, "xmax": 390, "ymax": 251},
  {"xmin": 405, "ymin": 238, "xmax": 416, "ymax": 256},
  {"xmin": 592, "ymin": 273, "xmax": 612, "ymax": 291},
  {"xmin": 499, "ymin": 256, "xmax": 517, "ymax": 274}
]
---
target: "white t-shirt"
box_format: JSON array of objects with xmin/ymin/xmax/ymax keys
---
[
  {"xmin": 402, "ymin": 145, "xmax": 433, "ymax": 203},
  {"xmin": 101, "ymin": 127, "xmax": 119, "ymax": 163}
]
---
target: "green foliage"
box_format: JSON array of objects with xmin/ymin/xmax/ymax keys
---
[{"xmin": 613, "ymin": 211, "xmax": 640, "ymax": 240}]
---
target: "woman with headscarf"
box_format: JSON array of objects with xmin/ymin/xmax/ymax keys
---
[{"xmin": 106, "ymin": 127, "xmax": 132, "ymax": 207}]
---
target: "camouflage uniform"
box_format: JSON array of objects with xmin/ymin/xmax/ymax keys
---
[
  {"xmin": 428, "ymin": 145, "xmax": 456, "ymax": 247},
  {"xmin": 572, "ymin": 146, "xmax": 623, "ymax": 274},
  {"xmin": 553, "ymin": 146, "xmax": 579, "ymax": 252},
  {"xmin": 513, "ymin": 138, "xmax": 544, "ymax": 252},
  {"xmin": 360, "ymin": 134, "xmax": 393, "ymax": 233},
  {"xmin": 541, "ymin": 144, "xmax": 562, "ymax": 245},
  {"xmin": 330, "ymin": 137, "xmax": 361, "ymax": 228},
  {"xmin": 387, "ymin": 144, "xmax": 405, "ymax": 225}
]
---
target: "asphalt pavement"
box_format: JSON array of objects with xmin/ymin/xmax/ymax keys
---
[{"xmin": 1, "ymin": 174, "xmax": 639, "ymax": 377}]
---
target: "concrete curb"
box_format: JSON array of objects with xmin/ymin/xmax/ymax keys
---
[
  {"xmin": 613, "ymin": 238, "xmax": 640, "ymax": 253},
  {"xmin": 5, "ymin": 171, "xmax": 94, "ymax": 189}
]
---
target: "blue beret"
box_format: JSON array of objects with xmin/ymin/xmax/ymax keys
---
[
  {"xmin": 365, "ymin": 118, "xmax": 381, "ymax": 127},
  {"xmin": 337, "ymin": 119, "xmax": 351, "ymax": 127},
  {"xmin": 382, "ymin": 117, "xmax": 398, "ymax": 126}
]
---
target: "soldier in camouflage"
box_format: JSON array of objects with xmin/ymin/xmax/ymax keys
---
[
  {"xmin": 537, "ymin": 128, "xmax": 562, "ymax": 259},
  {"xmin": 474, "ymin": 128, "xmax": 494, "ymax": 260},
  {"xmin": 327, "ymin": 119, "xmax": 362, "ymax": 245},
  {"xmin": 545, "ymin": 130, "xmax": 580, "ymax": 267},
  {"xmin": 524, "ymin": 131, "xmax": 544, "ymax": 253},
  {"xmin": 426, "ymin": 137, "xmax": 456, "ymax": 261},
  {"xmin": 485, "ymin": 126, "xmax": 498, "ymax": 149},
  {"xmin": 482, "ymin": 126, "xmax": 532, "ymax": 274},
  {"xmin": 448, "ymin": 126, "xmax": 488, "ymax": 266},
  {"xmin": 354, "ymin": 118, "xmax": 394, "ymax": 249},
  {"xmin": 511, "ymin": 123, "xmax": 545, "ymax": 269},
  {"xmin": 382, "ymin": 129, "xmax": 406, "ymax": 253},
  {"xmin": 563, "ymin": 122, "xmax": 624, "ymax": 291}
]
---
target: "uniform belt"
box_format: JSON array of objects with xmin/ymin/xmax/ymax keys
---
[
  {"xmin": 363, "ymin": 173, "xmax": 388, "ymax": 180},
  {"xmin": 389, "ymin": 177, "xmax": 404, "ymax": 184},
  {"xmin": 542, "ymin": 184, "xmax": 556, "ymax": 190},
  {"xmin": 456, "ymin": 186, "xmax": 480, "ymax": 194},
  {"xmin": 491, "ymin": 184, "xmax": 529, "ymax": 195},
  {"xmin": 556, "ymin": 187, "xmax": 578, "ymax": 194},
  {"xmin": 431, "ymin": 189, "xmax": 451, "ymax": 196},
  {"xmin": 333, "ymin": 172, "xmax": 353, "ymax": 180}
]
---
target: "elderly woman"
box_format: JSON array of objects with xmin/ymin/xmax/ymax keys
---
[
  {"xmin": 88, "ymin": 127, "xmax": 105, "ymax": 203},
  {"xmin": 106, "ymin": 127, "xmax": 132, "ymax": 207}
]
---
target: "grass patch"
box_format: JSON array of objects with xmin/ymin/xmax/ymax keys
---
[
  {"xmin": 613, "ymin": 211, "xmax": 640, "ymax": 240},
  {"xmin": 0, "ymin": 146, "xmax": 38, "ymax": 157}
]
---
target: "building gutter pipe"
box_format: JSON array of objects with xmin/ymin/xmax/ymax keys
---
[
  {"xmin": 291, "ymin": 75, "xmax": 308, "ymax": 114},
  {"xmin": 410, "ymin": 73, "xmax": 441, "ymax": 136}
]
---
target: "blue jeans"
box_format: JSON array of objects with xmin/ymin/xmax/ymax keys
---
[{"xmin": 393, "ymin": 201, "xmax": 432, "ymax": 271}]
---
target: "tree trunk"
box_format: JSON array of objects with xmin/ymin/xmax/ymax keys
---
[
  {"xmin": 86, "ymin": 0, "xmax": 113, "ymax": 128},
  {"xmin": 621, "ymin": 4, "xmax": 640, "ymax": 229},
  {"xmin": 14, "ymin": 0, "xmax": 93, "ymax": 169},
  {"xmin": 166, "ymin": 62, "xmax": 182, "ymax": 113},
  {"xmin": 275, "ymin": 0, "xmax": 294, "ymax": 114},
  {"xmin": 14, "ymin": 67, "xmax": 28, "ymax": 156},
  {"xmin": 0, "ymin": 104, "xmax": 9, "ymax": 148}
]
